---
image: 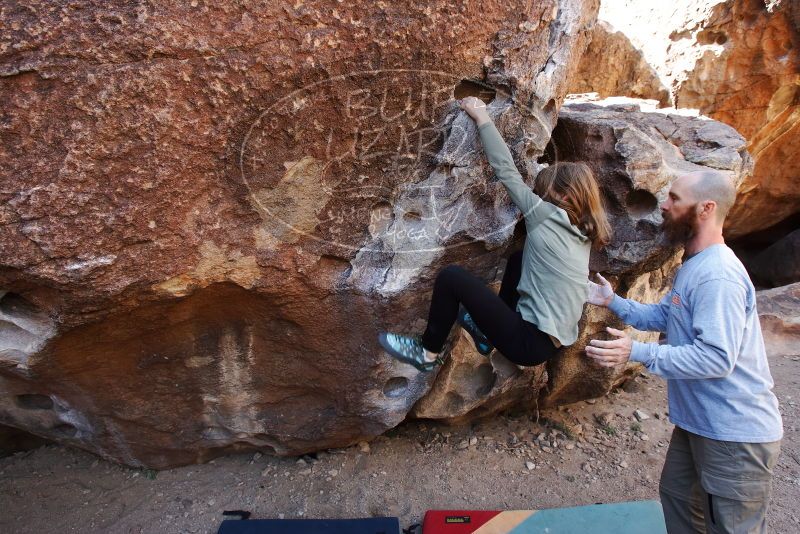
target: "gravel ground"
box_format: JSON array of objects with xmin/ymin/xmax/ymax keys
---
[{"xmin": 1, "ymin": 353, "xmax": 798, "ymax": 534}]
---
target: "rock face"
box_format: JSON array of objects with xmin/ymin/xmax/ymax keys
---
[
  {"xmin": 550, "ymin": 97, "xmax": 752, "ymax": 274},
  {"xmin": 569, "ymin": 22, "xmax": 670, "ymax": 106},
  {"xmin": 414, "ymin": 97, "xmax": 751, "ymax": 415},
  {"xmin": 748, "ymin": 229, "xmax": 800, "ymax": 287},
  {"xmin": 569, "ymin": 0, "xmax": 800, "ymax": 238},
  {"xmin": 412, "ymin": 326, "xmax": 549, "ymax": 425},
  {"xmin": 0, "ymin": 0, "xmax": 602, "ymax": 467},
  {"xmin": 757, "ymin": 282, "xmax": 800, "ymax": 358},
  {"xmin": 538, "ymin": 97, "xmax": 751, "ymax": 406}
]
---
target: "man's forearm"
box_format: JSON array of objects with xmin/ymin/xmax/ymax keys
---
[
  {"xmin": 630, "ymin": 339, "xmax": 735, "ymax": 379},
  {"xmin": 608, "ymin": 294, "xmax": 669, "ymax": 333}
]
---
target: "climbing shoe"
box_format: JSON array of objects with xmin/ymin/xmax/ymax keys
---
[
  {"xmin": 457, "ymin": 307, "xmax": 494, "ymax": 356},
  {"xmin": 378, "ymin": 332, "xmax": 443, "ymax": 372}
]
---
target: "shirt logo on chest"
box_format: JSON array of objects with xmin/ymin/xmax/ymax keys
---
[{"xmin": 672, "ymin": 294, "xmax": 681, "ymax": 306}]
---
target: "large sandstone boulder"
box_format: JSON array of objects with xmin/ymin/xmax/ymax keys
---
[
  {"xmin": 757, "ymin": 282, "xmax": 800, "ymax": 358},
  {"xmin": 748, "ymin": 229, "xmax": 800, "ymax": 288},
  {"xmin": 568, "ymin": 0, "xmax": 800, "ymax": 238},
  {"xmin": 0, "ymin": 0, "xmax": 602, "ymax": 467}
]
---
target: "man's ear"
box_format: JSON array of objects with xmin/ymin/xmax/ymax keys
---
[{"xmin": 698, "ymin": 200, "xmax": 717, "ymax": 220}]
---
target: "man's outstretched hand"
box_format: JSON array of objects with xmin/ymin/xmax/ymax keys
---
[
  {"xmin": 587, "ymin": 273, "xmax": 614, "ymax": 307},
  {"xmin": 585, "ymin": 327, "xmax": 633, "ymax": 367},
  {"xmin": 458, "ymin": 96, "xmax": 491, "ymax": 126}
]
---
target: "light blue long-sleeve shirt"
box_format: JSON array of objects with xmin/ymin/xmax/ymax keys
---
[{"xmin": 609, "ymin": 244, "xmax": 783, "ymax": 442}]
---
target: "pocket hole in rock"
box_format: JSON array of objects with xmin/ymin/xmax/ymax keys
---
[
  {"xmin": 542, "ymin": 98, "xmax": 556, "ymax": 118},
  {"xmin": 402, "ymin": 210, "xmax": 422, "ymax": 223},
  {"xmin": 0, "ymin": 291, "xmax": 55, "ymax": 367},
  {"xmin": 697, "ymin": 30, "xmax": 728, "ymax": 45},
  {"xmin": 625, "ymin": 189, "xmax": 659, "ymax": 217},
  {"xmin": 15, "ymin": 394, "xmax": 54, "ymax": 410},
  {"xmin": 473, "ymin": 363, "xmax": 497, "ymax": 397},
  {"xmin": 453, "ymin": 79, "xmax": 496, "ymax": 104}
]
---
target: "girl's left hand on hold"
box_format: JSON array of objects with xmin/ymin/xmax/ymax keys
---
[{"xmin": 587, "ymin": 273, "xmax": 614, "ymax": 307}]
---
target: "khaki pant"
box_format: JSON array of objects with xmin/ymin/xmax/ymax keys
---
[{"xmin": 659, "ymin": 426, "xmax": 781, "ymax": 533}]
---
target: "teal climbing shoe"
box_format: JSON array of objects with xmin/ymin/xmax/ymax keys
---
[
  {"xmin": 457, "ymin": 307, "xmax": 494, "ymax": 356},
  {"xmin": 378, "ymin": 332, "xmax": 443, "ymax": 372}
]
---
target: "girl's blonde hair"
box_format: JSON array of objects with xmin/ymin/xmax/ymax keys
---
[{"xmin": 534, "ymin": 162, "xmax": 611, "ymax": 247}]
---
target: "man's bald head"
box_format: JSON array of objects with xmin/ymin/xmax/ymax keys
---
[{"xmin": 678, "ymin": 171, "xmax": 737, "ymax": 222}]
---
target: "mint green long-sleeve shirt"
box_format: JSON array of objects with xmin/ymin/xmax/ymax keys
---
[{"xmin": 478, "ymin": 121, "xmax": 591, "ymax": 346}]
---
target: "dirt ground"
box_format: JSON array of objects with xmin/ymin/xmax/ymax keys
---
[{"xmin": 1, "ymin": 352, "xmax": 798, "ymax": 534}]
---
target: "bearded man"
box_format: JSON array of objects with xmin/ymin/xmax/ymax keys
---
[{"xmin": 585, "ymin": 171, "xmax": 783, "ymax": 533}]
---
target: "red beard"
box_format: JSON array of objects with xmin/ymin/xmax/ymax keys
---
[{"xmin": 661, "ymin": 204, "xmax": 699, "ymax": 246}]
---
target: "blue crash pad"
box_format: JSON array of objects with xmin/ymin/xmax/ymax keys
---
[{"xmin": 217, "ymin": 516, "xmax": 400, "ymax": 534}]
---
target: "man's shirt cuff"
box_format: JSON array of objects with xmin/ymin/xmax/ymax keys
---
[{"xmin": 630, "ymin": 341, "xmax": 651, "ymax": 365}]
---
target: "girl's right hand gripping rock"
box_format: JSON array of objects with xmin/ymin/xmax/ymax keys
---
[{"xmin": 458, "ymin": 96, "xmax": 490, "ymax": 124}]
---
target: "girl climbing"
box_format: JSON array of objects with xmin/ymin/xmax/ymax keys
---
[{"xmin": 379, "ymin": 96, "xmax": 611, "ymax": 371}]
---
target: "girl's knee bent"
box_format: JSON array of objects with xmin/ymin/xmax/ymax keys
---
[{"xmin": 438, "ymin": 264, "xmax": 468, "ymax": 282}]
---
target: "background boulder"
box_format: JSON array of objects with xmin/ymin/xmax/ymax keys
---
[
  {"xmin": 568, "ymin": 0, "xmax": 800, "ymax": 239},
  {"xmin": 748, "ymin": 229, "xmax": 800, "ymax": 288},
  {"xmin": 570, "ymin": 21, "xmax": 670, "ymax": 106},
  {"xmin": 757, "ymin": 282, "xmax": 800, "ymax": 359}
]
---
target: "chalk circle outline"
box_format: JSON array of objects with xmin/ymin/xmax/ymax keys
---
[{"xmin": 239, "ymin": 68, "xmax": 532, "ymax": 255}]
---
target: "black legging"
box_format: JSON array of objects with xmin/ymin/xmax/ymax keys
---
[{"xmin": 420, "ymin": 250, "xmax": 558, "ymax": 366}]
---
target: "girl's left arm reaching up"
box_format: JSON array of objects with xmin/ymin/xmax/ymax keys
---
[{"xmin": 459, "ymin": 96, "xmax": 551, "ymax": 225}]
